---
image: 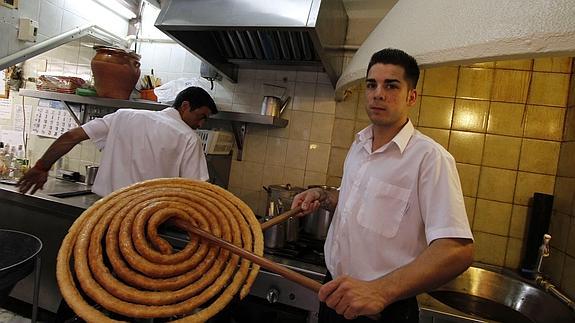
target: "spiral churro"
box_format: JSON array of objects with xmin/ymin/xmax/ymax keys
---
[{"xmin": 56, "ymin": 178, "xmax": 263, "ymax": 322}]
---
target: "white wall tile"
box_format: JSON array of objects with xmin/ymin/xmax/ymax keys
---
[
  {"xmin": 61, "ymin": 9, "xmax": 88, "ymax": 33},
  {"xmin": 39, "ymin": 0, "xmax": 63, "ymax": 38},
  {"xmin": 18, "ymin": 0, "xmax": 41, "ymax": 21},
  {"xmin": 183, "ymin": 52, "xmax": 201, "ymax": 73},
  {"xmin": 168, "ymin": 46, "xmax": 186, "ymax": 73}
]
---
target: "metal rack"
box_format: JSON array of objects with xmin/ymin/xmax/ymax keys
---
[{"xmin": 19, "ymin": 89, "xmax": 288, "ymax": 160}]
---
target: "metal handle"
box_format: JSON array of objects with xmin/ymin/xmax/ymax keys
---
[
  {"xmin": 260, "ymin": 206, "xmax": 301, "ymax": 231},
  {"xmin": 187, "ymin": 223, "xmax": 321, "ymax": 293}
]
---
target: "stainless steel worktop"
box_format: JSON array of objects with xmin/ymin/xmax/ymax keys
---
[{"xmin": 0, "ymin": 177, "xmax": 100, "ymax": 217}]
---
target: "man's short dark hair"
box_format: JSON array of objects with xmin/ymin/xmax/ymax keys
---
[
  {"xmin": 173, "ymin": 86, "xmax": 218, "ymax": 114},
  {"xmin": 367, "ymin": 48, "xmax": 420, "ymax": 90}
]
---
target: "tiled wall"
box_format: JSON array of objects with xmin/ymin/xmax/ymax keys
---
[
  {"xmin": 1, "ymin": 40, "xmax": 104, "ymax": 177},
  {"xmin": 0, "ymin": 0, "xmax": 128, "ymax": 59},
  {"xmin": 547, "ymin": 63, "xmax": 575, "ymax": 298},
  {"xmin": 331, "ymin": 57, "xmax": 574, "ymax": 297}
]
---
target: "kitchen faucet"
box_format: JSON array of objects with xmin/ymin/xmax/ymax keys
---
[{"xmin": 533, "ymin": 234, "xmax": 575, "ymax": 311}]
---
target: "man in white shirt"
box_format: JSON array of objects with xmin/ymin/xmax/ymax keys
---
[
  {"xmin": 18, "ymin": 86, "xmax": 217, "ymax": 196},
  {"xmin": 292, "ymin": 49, "xmax": 474, "ymax": 322}
]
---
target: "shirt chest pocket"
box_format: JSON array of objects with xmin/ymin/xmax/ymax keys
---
[{"xmin": 357, "ymin": 179, "xmax": 411, "ymax": 238}]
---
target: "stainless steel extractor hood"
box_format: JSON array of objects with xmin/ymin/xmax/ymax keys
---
[{"xmin": 155, "ymin": 0, "xmax": 348, "ymax": 86}]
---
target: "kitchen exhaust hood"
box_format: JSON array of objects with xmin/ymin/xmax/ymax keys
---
[
  {"xmin": 337, "ymin": 0, "xmax": 575, "ymax": 100},
  {"xmin": 155, "ymin": 0, "xmax": 348, "ymax": 87}
]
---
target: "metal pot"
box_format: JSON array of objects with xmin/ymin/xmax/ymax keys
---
[
  {"xmin": 303, "ymin": 185, "xmax": 337, "ymax": 240},
  {"xmin": 261, "ymin": 83, "xmax": 291, "ymax": 117},
  {"xmin": 262, "ymin": 184, "xmax": 304, "ymax": 247}
]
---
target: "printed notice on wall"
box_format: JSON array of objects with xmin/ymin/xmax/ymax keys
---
[
  {"xmin": 12, "ymin": 104, "xmax": 33, "ymax": 131},
  {"xmin": 0, "ymin": 98, "xmax": 11, "ymax": 120},
  {"xmin": 31, "ymin": 99, "xmax": 80, "ymax": 138}
]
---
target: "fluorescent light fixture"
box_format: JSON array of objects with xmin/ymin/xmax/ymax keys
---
[{"xmin": 94, "ymin": 0, "xmax": 137, "ymax": 20}]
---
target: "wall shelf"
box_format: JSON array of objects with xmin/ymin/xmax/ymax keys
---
[{"xmin": 19, "ymin": 89, "xmax": 289, "ymax": 161}]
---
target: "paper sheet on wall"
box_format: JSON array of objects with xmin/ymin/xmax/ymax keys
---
[
  {"xmin": 31, "ymin": 100, "xmax": 80, "ymax": 138},
  {"xmin": 12, "ymin": 104, "xmax": 33, "ymax": 131},
  {"xmin": 0, "ymin": 99, "xmax": 11, "ymax": 120},
  {"xmin": 0, "ymin": 129, "xmax": 25, "ymax": 147}
]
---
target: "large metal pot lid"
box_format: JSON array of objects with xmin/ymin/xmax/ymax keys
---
[{"xmin": 0, "ymin": 229, "xmax": 42, "ymax": 272}]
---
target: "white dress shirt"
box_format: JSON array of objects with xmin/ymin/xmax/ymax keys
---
[
  {"xmin": 324, "ymin": 120, "xmax": 473, "ymax": 281},
  {"xmin": 82, "ymin": 108, "xmax": 208, "ymax": 196}
]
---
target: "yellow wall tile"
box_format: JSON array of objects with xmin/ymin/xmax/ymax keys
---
[
  {"xmin": 505, "ymin": 238, "xmax": 523, "ymax": 269},
  {"xmin": 466, "ymin": 61, "xmax": 495, "ymax": 68},
  {"xmin": 533, "ymin": 57, "xmax": 572, "ymax": 73},
  {"xmin": 514, "ymin": 172, "xmax": 555, "ymax": 205},
  {"xmin": 478, "ymin": 167, "xmax": 517, "ymax": 203},
  {"xmin": 448, "ymin": 131, "xmax": 485, "ymax": 165},
  {"xmin": 282, "ymin": 167, "xmax": 305, "ymax": 187},
  {"xmin": 409, "ymin": 95, "xmax": 422, "ymax": 126},
  {"xmin": 487, "ymin": 102, "xmax": 526, "ymax": 136},
  {"xmin": 569, "ymin": 74, "xmax": 575, "ymax": 107},
  {"xmin": 416, "ymin": 70, "xmax": 425, "ymax": 93},
  {"xmin": 417, "ymin": 127, "xmax": 450, "ymax": 150},
  {"xmin": 304, "ymin": 170, "xmax": 327, "ymax": 187},
  {"xmin": 474, "ymin": 231, "xmax": 507, "ymax": 266},
  {"xmin": 452, "ymin": 99, "xmax": 489, "ymax": 132},
  {"xmin": 457, "ymin": 163, "xmax": 481, "ymax": 197},
  {"xmin": 491, "ymin": 70, "xmax": 531, "ymax": 103},
  {"xmin": 566, "ymin": 223, "xmax": 575, "ymax": 258},
  {"xmin": 418, "ymin": 96, "xmax": 454, "ymax": 129},
  {"xmin": 557, "ymin": 141, "xmax": 575, "ymax": 177},
  {"xmin": 482, "ymin": 135, "xmax": 522, "ymax": 170},
  {"xmin": 314, "ymin": 83, "xmax": 336, "ymax": 114},
  {"xmin": 524, "ymin": 105, "xmax": 565, "ymax": 141},
  {"xmin": 262, "ymin": 165, "xmax": 285, "ymax": 186},
  {"xmin": 335, "ymin": 89, "xmax": 358, "ymax": 120},
  {"xmin": 456, "ymin": 68, "xmax": 494, "ymax": 100},
  {"xmin": 285, "ymin": 139, "xmax": 309, "ymax": 169},
  {"xmin": 241, "ymin": 161, "xmax": 264, "ymax": 190},
  {"xmin": 422, "ymin": 66, "xmax": 459, "ymax": 97},
  {"xmin": 542, "ymin": 247, "xmax": 565, "ymax": 286},
  {"xmin": 310, "ymin": 113, "xmax": 335, "ymax": 143},
  {"xmin": 510, "ymin": 205, "xmax": 529, "ymax": 239},
  {"xmin": 328, "ymin": 147, "xmax": 348, "ymax": 177},
  {"xmin": 306, "ymin": 142, "xmax": 331, "ymax": 173},
  {"xmin": 474, "ymin": 199, "xmax": 512, "ymax": 235},
  {"xmin": 564, "ymin": 108, "xmax": 575, "ymax": 141},
  {"xmin": 243, "ymin": 134, "xmax": 268, "ymax": 163},
  {"xmin": 553, "ymin": 177, "xmax": 575, "ymax": 214},
  {"xmin": 528, "ymin": 72, "xmax": 571, "ymax": 107},
  {"xmin": 265, "ymin": 137, "xmax": 288, "ymax": 166},
  {"xmin": 560, "ymin": 256, "xmax": 575, "ymax": 297},
  {"xmin": 289, "ymin": 110, "xmax": 313, "ymax": 140},
  {"xmin": 331, "ymin": 119, "xmax": 355, "ymax": 148},
  {"xmin": 549, "ymin": 212, "xmax": 571, "ymax": 251},
  {"xmin": 495, "ymin": 59, "xmax": 533, "ymax": 70},
  {"xmin": 464, "ymin": 196, "xmax": 476, "ymax": 226},
  {"xmin": 519, "ymin": 139, "xmax": 560, "ymax": 175}
]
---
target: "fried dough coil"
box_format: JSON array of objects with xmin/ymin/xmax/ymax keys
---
[{"xmin": 56, "ymin": 178, "xmax": 263, "ymax": 322}]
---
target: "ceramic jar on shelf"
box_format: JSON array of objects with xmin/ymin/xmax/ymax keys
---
[{"xmin": 91, "ymin": 46, "xmax": 141, "ymax": 100}]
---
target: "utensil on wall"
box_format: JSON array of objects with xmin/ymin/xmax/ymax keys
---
[{"xmin": 261, "ymin": 83, "xmax": 291, "ymax": 117}]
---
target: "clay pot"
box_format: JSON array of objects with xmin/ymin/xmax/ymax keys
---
[{"xmin": 91, "ymin": 46, "xmax": 141, "ymax": 100}]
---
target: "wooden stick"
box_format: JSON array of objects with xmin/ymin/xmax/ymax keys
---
[
  {"xmin": 260, "ymin": 206, "xmax": 302, "ymax": 231},
  {"xmin": 187, "ymin": 224, "xmax": 322, "ymax": 293}
]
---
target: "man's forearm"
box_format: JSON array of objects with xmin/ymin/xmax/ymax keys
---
[
  {"xmin": 319, "ymin": 189, "xmax": 339, "ymax": 213},
  {"xmin": 36, "ymin": 127, "xmax": 89, "ymax": 168},
  {"xmin": 372, "ymin": 238, "xmax": 473, "ymax": 305}
]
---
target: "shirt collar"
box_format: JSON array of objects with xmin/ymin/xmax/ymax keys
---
[
  {"xmin": 163, "ymin": 107, "xmax": 186, "ymax": 124},
  {"xmin": 356, "ymin": 120, "xmax": 415, "ymax": 154}
]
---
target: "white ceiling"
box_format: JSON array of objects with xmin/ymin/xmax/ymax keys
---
[{"xmin": 342, "ymin": 0, "xmax": 398, "ymax": 45}]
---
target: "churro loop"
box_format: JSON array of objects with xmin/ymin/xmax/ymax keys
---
[{"xmin": 56, "ymin": 178, "xmax": 263, "ymax": 322}]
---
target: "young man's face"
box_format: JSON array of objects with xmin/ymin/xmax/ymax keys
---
[
  {"xmin": 364, "ymin": 63, "xmax": 417, "ymax": 129},
  {"xmin": 180, "ymin": 102, "xmax": 211, "ymax": 129}
]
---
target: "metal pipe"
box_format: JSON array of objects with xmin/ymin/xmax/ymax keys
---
[
  {"xmin": 0, "ymin": 24, "xmax": 128, "ymax": 70},
  {"xmin": 536, "ymin": 276, "xmax": 575, "ymax": 311}
]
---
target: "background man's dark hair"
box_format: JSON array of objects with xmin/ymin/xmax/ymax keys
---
[
  {"xmin": 173, "ymin": 86, "xmax": 218, "ymax": 114},
  {"xmin": 367, "ymin": 48, "xmax": 420, "ymax": 90}
]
